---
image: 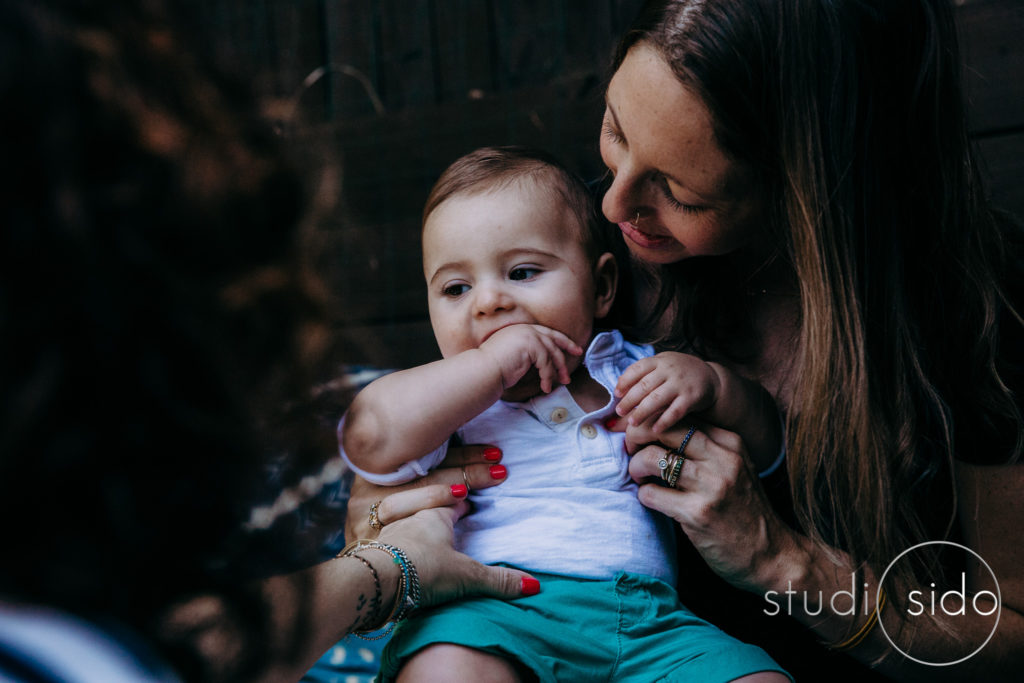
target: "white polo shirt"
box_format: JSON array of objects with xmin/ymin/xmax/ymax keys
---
[{"xmin": 342, "ymin": 330, "xmax": 678, "ymax": 584}]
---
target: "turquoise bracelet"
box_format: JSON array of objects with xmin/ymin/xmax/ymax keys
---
[{"xmin": 338, "ymin": 539, "xmax": 422, "ymax": 636}]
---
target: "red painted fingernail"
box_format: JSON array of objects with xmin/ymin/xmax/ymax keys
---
[
  {"xmin": 483, "ymin": 447, "xmax": 502, "ymax": 462},
  {"xmin": 450, "ymin": 484, "xmax": 468, "ymax": 498},
  {"xmin": 521, "ymin": 577, "xmax": 541, "ymax": 596},
  {"xmin": 603, "ymin": 417, "xmax": 618, "ymax": 430},
  {"xmin": 489, "ymin": 464, "xmax": 507, "ymax": 479}
]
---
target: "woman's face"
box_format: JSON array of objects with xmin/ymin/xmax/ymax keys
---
[{"xmin": 600, "ymin": 43, "xmax": 763, "ymax": 264}]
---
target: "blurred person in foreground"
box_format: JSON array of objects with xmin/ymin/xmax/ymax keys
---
[{"xmin": 0, "ymin": 2, "xmax": 535, "ymax": 682}]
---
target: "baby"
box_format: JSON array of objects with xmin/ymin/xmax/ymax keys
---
[{"xmin": 340, "ymin": 146, "xmax": 790, "ymax": 683}]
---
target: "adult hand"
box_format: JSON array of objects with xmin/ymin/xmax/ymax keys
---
[
  {"xmin": 623, "ymin": 420, "xmax": 800, "ymax": 594},
  {"xmin": 345, "ymin": 444, "xmax": 508, "ymax": 541},
  {"xmin": 251, "ymin": 481, "xmax": 534, "ymax": 683},
  {"xmin": 376, "ymin": 505, "xmax": 538, "ymax": 608}
]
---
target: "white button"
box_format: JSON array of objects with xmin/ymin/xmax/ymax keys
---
[
  {"xmin": 550, "ymin": 407, "xmax": 569, "ymax": 423},
  {"xmin": 580, "ymin": 423, "xmax": 598, "ymax": 439}
]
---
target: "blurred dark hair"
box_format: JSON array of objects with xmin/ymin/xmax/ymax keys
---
[{"xmin": 0, "ymin": 1, "xmax": 336, "ymax": 679}]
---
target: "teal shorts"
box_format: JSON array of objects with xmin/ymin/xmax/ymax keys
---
[{"xmin": 380, "ymin": 570, "xmax": 791, "ymax": 682}]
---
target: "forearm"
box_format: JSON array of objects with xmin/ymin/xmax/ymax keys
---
[
  {"xmin": 342, "ymin": 350, "xmax": 502, "ymax": 473},
  {"xmin": 761, "ymin": 532, "xmax": 1023, "ymax": 680},
  {"xmin": 253, "ymin": 552, "xmax": 401, "ymax": 683}
]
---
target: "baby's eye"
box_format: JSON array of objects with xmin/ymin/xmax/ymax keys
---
[
  {"xmin": 509, "ymin": 267, "xmax": 541, "ymax": 281},
  {"xmin": 442, "ymin": 283, "xmax": 470, "ymax": 297}
]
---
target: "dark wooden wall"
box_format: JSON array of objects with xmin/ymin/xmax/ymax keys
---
[
  {"xmin": 960, "ymin": 0, "xmax": 1024, "ymax": 227},
  {"xmin": 197, "ymin": 0, "xmax": 1024, "ymax": 370}
]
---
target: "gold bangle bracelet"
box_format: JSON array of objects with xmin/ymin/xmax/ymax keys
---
[
  {"xmin": 825, "ymin": 587, "xmax": 887, "ymax": 651},
  {"xmin": 338, "ymin": 552, "xmax": 384, "ymax": 631}
]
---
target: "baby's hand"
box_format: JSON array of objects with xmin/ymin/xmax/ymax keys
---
[
  {"xmin": 614, "ymin": 352, "xmax": 722, "ymax": 432},
  {"xmin": 478, "ymin": 324, "xmax": 583, "ymax": 393}
]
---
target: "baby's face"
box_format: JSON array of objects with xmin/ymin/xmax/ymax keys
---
[{"xmin": 422, "ymin": 181, "xmax": 603, "ymax": 370}]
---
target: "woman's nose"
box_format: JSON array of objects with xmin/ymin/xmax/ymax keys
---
[{"xmin": 601, "ymin": 165, "xmax": 644, "ymax": 224}]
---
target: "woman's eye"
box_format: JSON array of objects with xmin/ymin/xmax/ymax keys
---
[
  {"xmin": 601, "ymin": 119, "xmax": 625, "ymax": 145},
  {"xmin": 657, "ymin": 176, "xmax": 703, "ymax": 215},
  {"xmin": 442, "ymin": 283, "xmax": 469, "ymax": 297},
  {"xmin": 509, "ymin": 267, "xmax": 541, "ymax": 281}
]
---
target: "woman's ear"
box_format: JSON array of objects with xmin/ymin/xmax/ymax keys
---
[{"xmin": 593, "ymin": 252, "xmax": 618, "ymax": 319}]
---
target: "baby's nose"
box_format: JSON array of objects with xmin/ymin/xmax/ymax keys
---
[{"xmin": 473, "ymin": 284, "xmax": 514, "ymax": 315}]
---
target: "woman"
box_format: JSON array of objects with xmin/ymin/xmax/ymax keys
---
[
  {"xmin": 598, "ymin": 0, "xmax": 1023, "ymax": 679},
  {"xmin": 349, "ymin": 0, "xmax": 1023, "ymax": 680},
  {"xmin": 0, "ymin": 2, "xmax": 534, "ymax": 682}
]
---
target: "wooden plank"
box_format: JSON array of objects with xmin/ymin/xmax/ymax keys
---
[
  {"xmin": 227, "ymin": 0, "xmax": 278, "ymax": 94},
  {"xmin": 490, "ymin": 0, "xmax": 566, "ymax": 89},
  {"xmin": 321, "ymin": 0, "xmax": 381, "ymax": 120},
  {"xmin": 432, "ymin": 0, "xmax": 496, "ymax": 102},
  {"xmin": 958, "ymin": 0, "xmax": 1024, "ymax": 134},
  {"xmin": 376, "ymin": 0, "xmax": 436, "ymax": 109},
  {"xmin": 976, "ymin": 132, "xmax": 1024, "ymax": 222},
  {"xmin": 314, "ymin": 207, "xmax": 427, "ymax": 324},
  {"xmin": 327, "ymin": 72, "xmax": 606, "ymax": 195},
  {"xmin": 612, "ymin": 0, "xmax": 647, "ymax": 34},
  {"xmin": 329, "ymin": 320, "xmax": 440, "ymax": 368},
  {"xmin": 563, "ymin": 0, "xmax": 614, "ymax": 78},
  {"xmin": 267, "ymin": 0, "xmax": 330, "ymax": 118}
]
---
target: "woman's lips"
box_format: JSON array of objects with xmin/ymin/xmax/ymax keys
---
[{"xmin": 617, "ymin": 221, "xmax": 676, "ymax": 249}]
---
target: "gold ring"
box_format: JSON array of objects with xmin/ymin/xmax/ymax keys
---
[
  {"xmin": 461, "ymin": 466, "xmax": 472, "ymax": 491},
  {"xmin": 368, "ymin": 500, "xmax": 384, "ymax": 531},
  {"xmin": 658, "ymin": 453, "xmax": 677, "ymax": 481}
]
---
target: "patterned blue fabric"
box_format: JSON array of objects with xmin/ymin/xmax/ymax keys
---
[
  {"xmin": 302, "ymin": 633, "xmax": 391, "ymax": 683},
  {"xmin": 244, "ymin": 366, "xmax": 395, "ymax": 575}
]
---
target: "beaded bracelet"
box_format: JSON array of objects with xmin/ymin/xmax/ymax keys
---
[
  {"xmin": 337, "ymin": 539, "xmax": 422, "ymax": 638},
  {"xmin": 825, "ymin": 587, "xmax": 887, "ymax": 652}
]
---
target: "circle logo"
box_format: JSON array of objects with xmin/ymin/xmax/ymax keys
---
[{"xmin": 877, "ymin": 540, "xmax": 1001, "ymax": 666}]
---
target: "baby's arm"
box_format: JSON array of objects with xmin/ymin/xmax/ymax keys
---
[
  {"xmin": 342, "ymin": 324, "xmax": 581, "ymax": 475},
  {"xmin": 614, "ymin": 352, "xmax": 781, "ymax": 472}
]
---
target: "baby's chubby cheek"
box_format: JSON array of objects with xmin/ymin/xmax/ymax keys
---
[{"xmin": 429, "ymin": 322, "xmax": 472, "ymax": 358}]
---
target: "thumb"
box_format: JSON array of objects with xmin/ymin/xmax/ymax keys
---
[{"xmin": 472, "ymin": 564, "xmax": 541, "ymax": 599}]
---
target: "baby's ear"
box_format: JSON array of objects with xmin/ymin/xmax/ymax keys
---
[{"xmin": 593, "ymin": 252, "xmax": 618, "ymax": 319}]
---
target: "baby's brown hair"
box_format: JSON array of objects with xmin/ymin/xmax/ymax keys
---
[{"xmin": 423, "ymin": 145, "xmax": 612, "ymax": 263}]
